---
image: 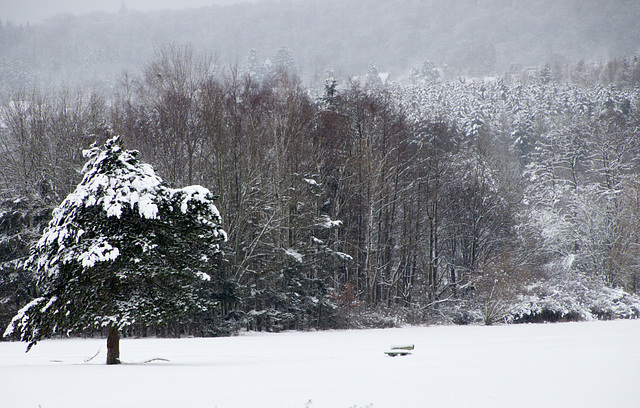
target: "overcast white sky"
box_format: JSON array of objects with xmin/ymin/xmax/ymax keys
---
[{"xmin": 2, "ymin": 0, "xmax": 262, "ymax": 24}]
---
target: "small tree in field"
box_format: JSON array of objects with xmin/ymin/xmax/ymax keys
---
[
  {"xmin": 475, "ymin": 252, "xmax": 529, "ymax": 325},
  {"xmin": 3, "ymin": 136, "xmax": 226, "ymax": 364}
]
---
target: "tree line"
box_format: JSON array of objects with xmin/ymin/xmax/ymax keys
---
[{"xmin": 2, "ymin": 45, "xmax": 640, "ymax": 337}]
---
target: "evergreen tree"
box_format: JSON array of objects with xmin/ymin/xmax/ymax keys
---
[
  {"xmin": 244, "ymin": 48, "xmax": 267, "ymax": 82},
  {"xmin": 364, "ymin": 63, "xmax": 383, "ymax": 89},
  {"xmin": 3, "ymin": 136, "xmax": 226, "ymax": 364},
  {"xmin": 0, "ymin": 198, "xmax": 52, "ymax": 332},
  {"xmin": 410, "ymin": 60, "xmax": 441, "ymax": 85},
  {"xmin": 271, "ymin": 45, "xmax": 297, "ymax": 76}
]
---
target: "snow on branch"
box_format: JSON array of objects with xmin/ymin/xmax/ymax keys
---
[{"xmin": 317, "ymin": 215, "xmax": 342, "ymax": 229}]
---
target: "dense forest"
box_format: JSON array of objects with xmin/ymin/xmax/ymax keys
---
[
  {"xmin": 2, "ymin": 40, "xmax": 640, "ymax": 336},
  {"xmin": 2, "ymin": 0, "xmax": 640, "ymax": 337}
]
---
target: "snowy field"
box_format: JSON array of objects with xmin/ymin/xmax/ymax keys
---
[{"xmin": 1, "ymin": 320, "xmax": 639, "ymax": 408}]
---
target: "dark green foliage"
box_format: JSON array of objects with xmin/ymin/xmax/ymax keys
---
[
  {"xmin": 0, "ymin": 199, "xmax": 52, "ymax": 335},
  {"xmin": 4, "ymin": 137, "xmax": 226, "ymax": 350}
]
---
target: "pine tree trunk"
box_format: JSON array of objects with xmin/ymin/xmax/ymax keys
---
[{"xmin": 106, "ymin": 324, "xmax": 121, "ymax": 365}]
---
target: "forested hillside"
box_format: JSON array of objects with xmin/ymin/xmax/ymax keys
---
[
  {"xmin": 1, "ymin": 0, "xmax": 640, "ymax": 95},
  {"xmin": 1, "ymin": 43, "xmax": 639, "ymax": 335}
]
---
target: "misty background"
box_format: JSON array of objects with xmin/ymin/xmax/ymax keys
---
[
  {"xmin": 2, "ymin": 0, "xmax": 639, "ymax": 95},
  {"xmin": 1, "ymin": 0, "xmax": 255, "ymax": 24}
]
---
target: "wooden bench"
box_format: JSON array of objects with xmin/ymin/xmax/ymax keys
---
[{"xmin": 384, "ymin": 344, "xmax": 414, "ymax": 357}]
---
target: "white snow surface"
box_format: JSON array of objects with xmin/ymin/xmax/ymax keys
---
[{"xmin": 1, "ymin": 320, "xmax": 639, "ymax": 408}]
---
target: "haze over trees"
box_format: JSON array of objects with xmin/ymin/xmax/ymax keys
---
[
  {"xmin": 1, "ymin": 1, "xmax": 640, "ymax": 341},
  {"xmin": 1, "ymin": 0, "xmax": 640, "ymax": 95}
]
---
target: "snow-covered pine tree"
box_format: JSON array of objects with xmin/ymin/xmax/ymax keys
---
[
  {"xmin": 244, "ymin": 48, "xmax": 267, "ymax": 82},
  {"xmin": 364, "ymin": 63, "xmax": 383, "ymax": 89},
  {"xmin": 3, "ymin": 136, "xmax": 226, "ymax": 364},
  {"xmin": 271, "ymin": 45, "xmax": 297, "ymax": 76},
  {"xmin": 0, "ymin": 198, "xmax": 52, "ymax": 332}
]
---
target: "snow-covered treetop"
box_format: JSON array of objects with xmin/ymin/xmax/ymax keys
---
[
  {"xmin": 31, "ymin": 134, "xmax": 226, "ymax": 279},
  {"xmin": 77, "ymin": 135, "xmax": 162, "ymax": 220}
]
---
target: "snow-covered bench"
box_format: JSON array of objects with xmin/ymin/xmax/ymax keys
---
[{"xmin": 384, "ymin": 344, "xmax": 414, "ymax": 357}]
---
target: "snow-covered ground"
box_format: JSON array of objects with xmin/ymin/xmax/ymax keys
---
[{"xmin": 1, "ymin": 319, "xmax": 639, "ymax": 408}]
